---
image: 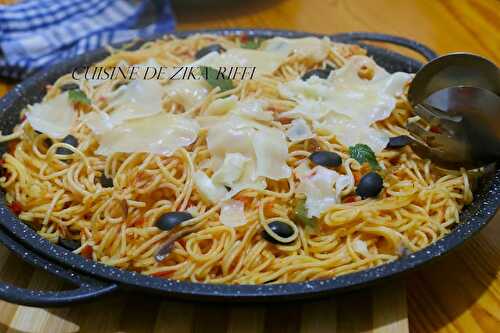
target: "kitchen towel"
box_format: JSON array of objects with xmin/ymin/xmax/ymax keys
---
[{"xmin": 0, "ymin": 0, "xmax": 176, "ymax": 79}]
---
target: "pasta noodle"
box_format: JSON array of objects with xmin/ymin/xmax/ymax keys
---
[{"xmin": 0, "ymin": 34, "xmax": 473, "ymax": 284}]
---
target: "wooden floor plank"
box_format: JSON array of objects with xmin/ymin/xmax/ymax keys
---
[
  {"xmin": 300, "ymin": 298, "xmax": 337, "ymax": 333},
  {"xmin": 372, "ymin": 280, "xmax": 408, "ymax": 333}
]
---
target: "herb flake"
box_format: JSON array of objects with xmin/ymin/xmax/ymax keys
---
[
  {"xmin": 349, "ymin": 144, "xmax": 380, "ymax": 170},
  {"xmin": 201, "ymin": 66, "xmax": 234, "ymax": 92},
  {"xmin": 68, "ymin": 89, "xmax": 91, "ymax": 105},
  {"xmin": 241, "ymin": 38, "xmax": 262, "ymax": 49},
  {"xmin": 293, "ymin": 199, "xmax": 316, "ymax": 228}
]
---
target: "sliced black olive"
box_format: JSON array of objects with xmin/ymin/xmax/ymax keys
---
[
  {"xmin": 44, "ymin": 138, "xmax": 53, "ymax": 148},
  {"xmin": 56, "ymin": 135, "xmax": 78, "ymax": 155},
  {"xmin": 99, "ymin": 174, "xmax": 114, "ymax": 188},
  {"xmin": 309, "ymin": 151, "xmax": 342, "ymax": 168},
  {"xmin": 35, "ymin": 130, "xmax": 53, "ymax": 147},
  {"xmin": 325, "ymin": 64, "xmax": 337, "ymax": 71},
  {"xmin": 58, "ymin": 238, "xmax": 81, "ymax": 251},
  {"xmin": 113, "ymin": 81, "xmax": 128, "ymax": 91},
  {"xmin": 195, "ymin": 44, "xmax": 226, "ymax": 59},
  {"xmin": 262, "ymin": 221, "xmax": 294, "ymax": 244},
  {"xmin": 59, "ymin": 83, "xmax": 80, "ymax": 92},
  {"xmin": 386, "ymin": 135, "xmax": 412, "ymax": 149},
  {"xmin": 301, "ymin": 68, "xmax": 332, "ymax": 81},
  {"xmin": 356, "ymin": 172, "xmax": 383, "ymax": 198},
  {"xmin": 155, "ymin": 211, "xmax": 193, "ymax": 231}
]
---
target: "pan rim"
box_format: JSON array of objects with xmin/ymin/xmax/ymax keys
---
[{"xmin": 0, "ymin": 28, "xmax": 498, "ymax": 300}]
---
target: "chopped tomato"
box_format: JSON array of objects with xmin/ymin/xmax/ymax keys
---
[
  {"xmin": 264, "ymin": 201, "xmax": 275, "ymax": 216},
  {"xmin": 240, "ymin": 34, "xmax": 249, "ymax": 43},
  {"xmin": 151, "ymin": 270, "xmax": 173, "ymax": 278},
  {"xmin": 132, "ymin": 218, "xmax": 145, "ymax": 227},
  {"xmin": 10, "ymin": 201, "xmax": 22, "ymax": 215},
  {"xmin": 7, "ymin": 141, "xmax": 18, "ymax": 154},
  {"xmin": 343, "ymin": 195, "xmax": 359, "ymax": 203},
  {"xmin": 430, "ymin": 126, "xmax": 441, "ymax": 133},
  {"xmin": 81, "ymin": 245, "xmax": 93, "ymax": 258},
  {"xmin": 234, "ymin": 194, "xmax": 253, "ymax": 208},
  {"xmin": 278, "ymin": 117, "xmax": 293, "ymax": 125}
]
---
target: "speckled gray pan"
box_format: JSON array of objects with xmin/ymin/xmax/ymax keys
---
[{"xmin": 0, "ymin": 29, "xmax": 498, "ymax": 307}]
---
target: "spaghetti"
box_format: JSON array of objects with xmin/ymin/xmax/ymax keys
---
[{"xmin": 0, "ymin": 34, "xmax": 472, "ymax": 284}]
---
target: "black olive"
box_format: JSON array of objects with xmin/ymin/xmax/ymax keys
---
[
  {"xmin": 301, "ymin": 68, "xmax": 333, "ymax": 81},
  {"xmin": 99, "ymin": 174, "xmax": 114, "ymax": 188},
  {"xmin": 386, "ymin": 135, "xmax": 412, "ymax": 149},
  {"xmin": 113, "ymin": 81, "xmax": 128, "ymax": 91},
  {"xmin": 195, "ymin": 44, "xmax": 226, "ymax": 59},
  {"xmin": 56, "ymin": 135, "xmax": 78, "ymax": 155},
  {"xmin": 58, "ymin": 238, "xmax": 81, "ymax": 251},
  {"xmin": 155, "ymin": 212, "xmax": 193, "ymax": 231},
  {"xmin": 309, "ymin": 151, "xmax": 342, "ymax": 168},
  {"xmin": 356, "ymin": 172, "xmax": 383, "ymax": 198},
  {"xmin": 59, "ymin": 83, "xmax": 80, "ymax": 92},
  {"xmin": 262, "ymin": 221, "xmax": 294, "ymax": 244}
]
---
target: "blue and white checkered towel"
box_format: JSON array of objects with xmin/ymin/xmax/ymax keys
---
[{"xmin": 0, "ymin": 0, "xmax": 176, "ymax": 79}]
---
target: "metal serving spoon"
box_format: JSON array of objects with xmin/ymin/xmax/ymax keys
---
[{"xmin": 406, "ymin": 53, "xmax": 500, "ymax": 169}]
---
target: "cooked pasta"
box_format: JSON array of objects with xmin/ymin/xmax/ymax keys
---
[{"xmin": 0, "ymin": 34, "xmax": 473, "ymax": 284}]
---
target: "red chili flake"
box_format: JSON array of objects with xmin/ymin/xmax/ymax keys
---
[
  {"xmin": 240, "ymin": 34, "xmax": 249, "ymax": 43},
  {"xmin": 279, "ymin": 117, "xmax": 293, "ymax": 125},
  {"xmin": 10, "ymin": 201, "xmax": 23, "ymax": 215},
  {"xmin": 20, "ymin": 114, "xmax": 27, "ymax": 122},
  {"xmin": 0, "ymin": 159, "xmax": 5, "ymax": 165},
  {"xmin": 151, "ymin": 271, "xmax": 173, "ymax": 278},
  {"xmin": 132, "ymin": 218, "xmax": 145, "ymax": 227},
  {"xmin": 430, "ymin": 126, "xmax": 441, "ymax": 133}
]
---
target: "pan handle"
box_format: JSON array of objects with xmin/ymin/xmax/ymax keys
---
[
  {"xmin": 332, "ymin": 32, "xmax": 437, "ymax": 61},
  {"xmin": 0, "ymin": 227, "xmax": 118, "ymax": 307}
]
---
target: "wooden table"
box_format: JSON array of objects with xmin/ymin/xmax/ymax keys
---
[{"xmin": 0, "ymin": 0, "xmax": 499, "ymax": 332}]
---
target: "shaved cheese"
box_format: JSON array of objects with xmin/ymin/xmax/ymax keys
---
[
  {"xmin": 220, "ymin": 200, "xmax": 247, "ymax": 227},
  {"xmin": 296, "ymin": 166, "xmax": 353, "ymax": 218},
  {"xmin": 233, "ymin": 99, "xmax": 273, "ymax": 121},
  {"xmin": 279, "ymin": 56, "xmax": 412, "ymax": 152},
  {"xmin": 316, "ymin": 113, "xmax": 390, "ymax": 152},
  {"xmin": 207, "ymin": 115, "xmax": 257, "ymax": 170},
  {"xmin": 197, "ymin": 48, "xmax": 286, "ymax": 77},
  {"xmin": 335, "ymin": 174, "xmax": 353, "ymax": 201},
  {"xmin": 95, "ymin": 113, "xmax": 199, "ymax": 156},
  {"xmin": 205, "ymin": 96, "xmax": 238, "ymax": 116},
  {"xmin": 352, "ymin": 239, "xmax": 369, "ymax": 255},
  {"xmin": 286, "ymin": 118, "xmax": 314, "ymax": 141},
  {"xmin": 294, "ymin": 160, "xmax": 312, "ymax": 179},
  {"xmin": 297, "ymin": 166, "xmax": 339, "ymax": 218},
  {"xmin": 26, "ymin": 92, "xmax": 76, "ymax": 138},
  {"xmin": 212, "ymin": 153, "xmax": 250, "ymax": 186},
  {"xmin": 262, "ymin": 37, "xmax": 329, "ymax": 61},
  {"xmin": 85, "ymin": 79, "xmax": 165, "ymax": 134},
  {"xmin": 81, "ymin": 111, "xmax": 113, "ymax": 134},
  {"xmin": 194, "ymin": 171, "xmax": 227, "ymax": 204},
  {"xmin": 109, "ymin": 79, "xmax": 164, "ymax": 122},
  {"xmin": 166, "ymin": 79, "xmax": 210, "ymax": 111},
  {"xmin": 252, "ymin": 128, "xmax": 291, "ymax": 180}
]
